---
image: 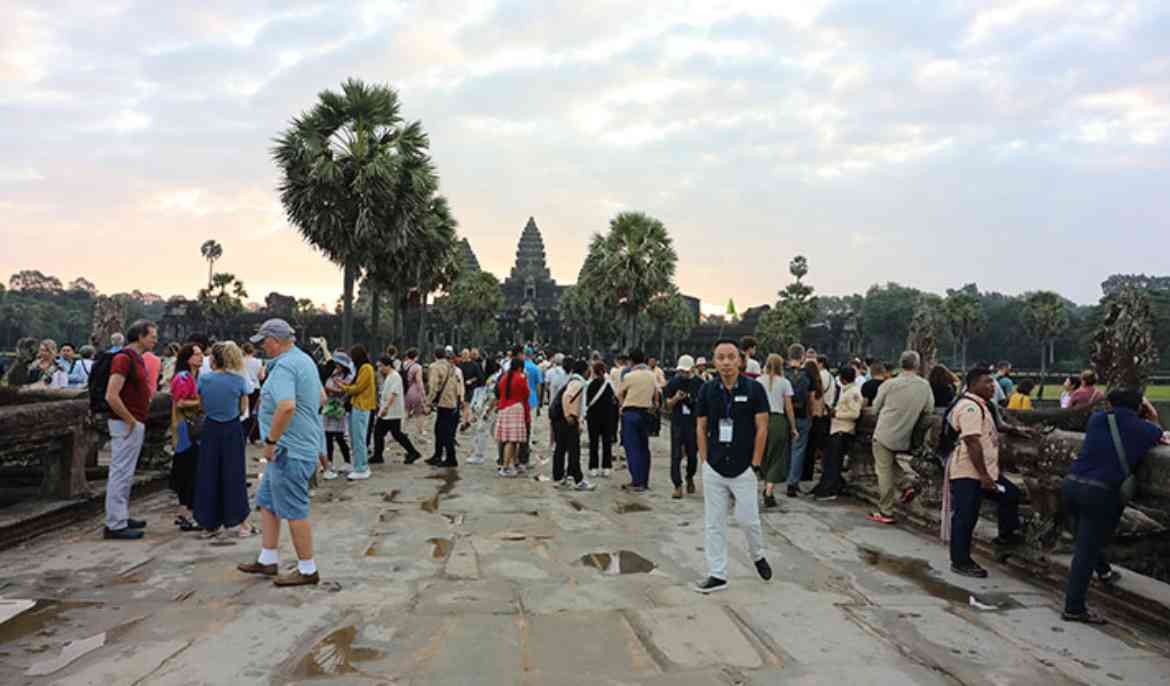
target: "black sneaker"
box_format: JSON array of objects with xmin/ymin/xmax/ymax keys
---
[
  {"xmin": 695, "ymin": 577, "xmax": 728, "ymax": 594},
  {"xmin": 951, "ymin": 561, "xmax": 989, "ymax": 578},
  {"xmin": 763, "ymin": 494, "xmax": 778, "ymax": 509},
  {"xmin": 992, "ymin": 532, "xmax": 1025, "ymax": 547},
  {"xmin": 126, "ymin": 518, "xmax": 147, "ymax": 529},
  {"xmin": 755, "ymin": 558, "xmax": 773, "ymax": 581},
  {"xmin": 1096, "ymin": 570, "xmax": 1122, "ymax": 585},
  {"xmin": 441, "ymin": 460, "xmax": 459, "ymax": 468},
  {"xmin": 786, "ymin": 485, "xmax": 799, "ymax": 498},
  {"xmin": 404, "ymin": 453, "xmax": 421, "ymax": 465},
  {"xmin": 425, "ymin": 457, "xmax": 443, "ymax": 466},
  {"xmin": 103, "ymin": 527, "xmax": 144, "ymax": 540}
]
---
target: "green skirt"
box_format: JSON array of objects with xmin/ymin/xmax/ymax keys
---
[{"xmin": 762, "ymin": 414, "xmax": 791, "ymax": 485}]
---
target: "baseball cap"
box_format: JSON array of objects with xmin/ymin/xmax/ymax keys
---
[
  {"xmin": 676, "ymin": 354, "xmax": 695, "ymax": 371},
  {"xmin": 249, "ymin": 318, "xmax": 295, "ymax": 343},
  {"xmin": 695, "ymin": 357, "xmax": 707, "ymax": 366}
]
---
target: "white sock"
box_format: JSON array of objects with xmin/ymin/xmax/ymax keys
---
[
  {"xmin": 298, "ymin": 558, "xmax": 317, "ymax": 575},
  {"xmin": 258, "ymin": 548, "xmax": 279, "ymax": 565}
]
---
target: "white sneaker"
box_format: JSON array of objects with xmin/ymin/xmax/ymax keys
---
[
  {"xmin": 601, "ymin": 468, "xmax": 612, "ymax": 478},
  {"xmin": 496, "ymin": 467, "xmax": 507, "ymax": 478},
  {"xmin": 346, "ymin": 470, "xmax": 371, "ymax": 480},
  {"xmin": 336, "ymin": 464, "xmax": 352, "ymax": 473},
  {"xmin": 503, "ymin": 467, "xmax": 517, "ymax": 478},
  {"xmin": 588, "ymin": 469, "xmax": 599, "ymax": 477},
  {"xmin": 576, "ymin": 480, "xmax": 597, "ymax": 491},
  {"xmin": 322, "ymin": 470, "xmax": 339, "ymax": 480},
  {"xmin": 467, "ymin": 456, "xmax": 485, "ymax": 465}
]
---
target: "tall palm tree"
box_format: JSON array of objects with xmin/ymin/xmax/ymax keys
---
[
  {"xmin": 273, "ymin": 79, "xmax": 427, "ymax": 348},
  {"xmin": 1021, "ymin": 291, "xmax": 1069, "ymax": 384},
  {"xmin": 583, "ymin": 212, "xmax": 677, "ymax": 348},
  {"xmin": 411, "ymin": 195, "xmax": 462, "ymax": 351},
  {"xmin": 200, "ymin": 240, "xmax": 223, "ymax": 288}
]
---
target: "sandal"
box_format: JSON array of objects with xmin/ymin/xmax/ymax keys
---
[
  {"xmin": 1061, "ymin": 610, "xmax": 1107, "ymax": 625},
  {"xmin": 237, "ymin": 526, "xmax": 257, "ymax": 538}
]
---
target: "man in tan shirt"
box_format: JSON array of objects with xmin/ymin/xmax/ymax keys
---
[
  {"xmin": 425, "ymin": 347, "xmax": 464, "ymax": 468},
  {"xmin": 618, "ymin": 349, "xmax": 660, "ymax": 491},
  {"xmin": 947, "ymin": 366, "xmax": 1023, "ymax": 579}
]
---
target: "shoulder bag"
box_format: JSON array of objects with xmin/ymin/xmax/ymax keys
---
[{"xmin": 1106, "ymin": 412, "xmax": 1138, "ymax": 506}]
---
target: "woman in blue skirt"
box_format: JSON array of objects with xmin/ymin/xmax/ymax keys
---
[{"xmin": 195, "ymin": 342, "xmax": 253, "ymax": 538}]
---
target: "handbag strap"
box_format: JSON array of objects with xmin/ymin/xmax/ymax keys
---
[{"xmin": 1106, "ymin": 412, "xmax": 1130, "ymax": 478}]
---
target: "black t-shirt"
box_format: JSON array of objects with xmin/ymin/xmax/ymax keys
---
[
  {"xmin": 695, "ymin": 375, "xmax": 770, "ymax": 478},
  {"xmin": 861, "ymin": 378, "xmax": 885, "ymax": 404},
  {"xmin": 665, "ymin": 374, "xmax": 704, "ymax": 424},
  {"xmin": 459, "ymin": 360, "xmax": 484, "ymax": 401}
]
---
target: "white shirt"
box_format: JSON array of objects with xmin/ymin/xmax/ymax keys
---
[
  {"xmin": 820, "ymin": 369, "xmax": 838, "ymax": 407},
  {"xmin": 746, "ymin": 358, "xmax": 762, "ymax": 376},
  {"xmin": 545, "ymin": 366, "xmax": 569, "ymax": 402},
  {"xmin": 757, "ymin": 373, "xmax": 794, "ymax": 414},
  {"xmin": 379, "ymin": 370, "xmax": 406, "ymax": 419},
  {"xmin": 243, "ymin": 356, "xmax": 263, "ymax": 389}
]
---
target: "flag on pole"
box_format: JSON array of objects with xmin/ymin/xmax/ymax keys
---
[{"xmin": 726, "ymin": 298, "xmax": 738, "ymax": 320}]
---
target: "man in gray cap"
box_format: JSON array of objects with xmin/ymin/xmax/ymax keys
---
[{"xmin": 237, "ymin": 319, "xmax": 326, "ymax": 586}]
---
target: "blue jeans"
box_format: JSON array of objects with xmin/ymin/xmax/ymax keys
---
[
  {"xmin": 786, "ymin": 417, "xmax": 812, "ymax": 486},
  {"xmin": 949, "ymin": 476, "xmax": 1021, "ymax": 565},
  {"xmin": 1062, "ymin": 478, "xmax": 1122, "ymax": 614},
  {"xmin": 349, "ymin": 409, "xmax": 371, "ymax": 472},
  {"xmin": 622, "ymin": 410, "xmax": 651, "ymax": 487}
]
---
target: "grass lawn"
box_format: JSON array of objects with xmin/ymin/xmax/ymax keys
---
[{"xmin": 1039, "ymin": 385, "xmax": 1170, "ymax": 401}]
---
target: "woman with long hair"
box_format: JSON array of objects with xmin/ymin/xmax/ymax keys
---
[
  {"xmin": 495, "ymin": 346, "xmax": 530, "ymax": 477},
  {"xmin": 758, "ymin": 354, "xmax": 797, "ymax": 508},
  {"xmin": 340, "ymin": 344, "xmax": 376, "ymax": 480},
  {"xmin": 170, "ymin": 343, "xmax": 203, "ymax": 531},
  {"xmin": 28, "ymin": 339, "xmax": 68, "ymax": 388},
  {"xmin": 585, "ymin": 361, "xmax": 618, "ymax": 477},
  {"xmin": 929, "ymin": 364, "xmax": 958, "ymax": 408},
  {"xmin": 194, "ymin": 342, "xmax": 253, "ymax": 538},
  {"xmin": 402, "ymin": 348, "xmax": 427, "ymax": 437}
]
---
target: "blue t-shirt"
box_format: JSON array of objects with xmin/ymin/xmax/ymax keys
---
[
  {"xmin": 198, "ymin": 371, "xmax": 250, "ymax": 422},
  {"xmin": 525, "ymin": 359, "xmax": 543, "ymax": 409},
  {"xmin": 1070, "ymin": 408, "xmax": 1164, "ymax": 486},
  {"xmin": 260, "ymin": 347, "xmax": 324, "ymax": 462}
]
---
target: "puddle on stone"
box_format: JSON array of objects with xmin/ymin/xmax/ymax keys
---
[
  {"xmin": 580, "ymin": 551, "xmax": 656, "ymax": 575},
  {"xmin": 858, "ymin": 548, "xmax": 1021, "ymax": 609},
  {"xmin": 0, "ymin": 600, "xmax": 102, "ymax": 645},
  {"xmin": 614, "ymin": 501, "xmax": 651, "ymax": 514},
  {"xmin": 420, "ymin": 471, "xmax": 461, "ymax": 513},
  {"xmin": 292, "ymin": 626, "xmax": 382, "ymax": 678},
  {"xmin": 427, "ymin": 538, "xmax": 453, "ymax": 559},
  {"xmin": 25, "ymin": 616, "xmax": 143, "ymax": 677}
]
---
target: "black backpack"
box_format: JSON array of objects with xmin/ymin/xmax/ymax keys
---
[
  {"xmin": 549, "ymin": 382, "xmax": 583, "ymax": 425},
  {"xmin": 88, "ymin": 349, "xmax": 137, "ymax": 414},
  {"xmin": 934, "ymin": 394, "xmax": 985, "ymax": 467}
]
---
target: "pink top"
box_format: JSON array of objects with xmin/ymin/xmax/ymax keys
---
[
  {"xmin": 144, "ymin": 352, "xmax": 162, "ymax": 399},
  {"xmin": 170, "ymin": 371, "xmax": 197, "ymax": 402}
]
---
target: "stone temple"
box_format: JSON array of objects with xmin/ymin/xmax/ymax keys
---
[{"xmin": 463, "ymin": 217, "xmax": 566, "ymax": 344}]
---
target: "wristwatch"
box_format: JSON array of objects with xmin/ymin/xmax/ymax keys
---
[{"xmin": 264, "ymin": 437, "xmax": 278, "ymax": 446}]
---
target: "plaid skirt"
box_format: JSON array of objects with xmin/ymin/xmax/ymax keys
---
[{"xmin": 495, "ymin": 403, "xmax": 528, "ymax": 443}]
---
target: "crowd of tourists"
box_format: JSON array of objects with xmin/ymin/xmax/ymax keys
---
[{"xmin": 81, "ymin": 318, "xmax": 1169, "ymax": 620}]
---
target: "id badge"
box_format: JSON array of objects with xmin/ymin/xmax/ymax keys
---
[
  {"xmin": 681, "ymin": 404, "xmax": 691, "ymax": 416},
  {"xmin": 719, "ymin": 418, "xmax": 734, "ymax": 444}
]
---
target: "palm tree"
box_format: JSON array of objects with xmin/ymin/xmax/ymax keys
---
[
  {"xmin": 1021, "ymin": 291, "xmax": 1069, "ymax": 384},
  {"xmin": 273, "ymin": 79, "xmax": 428, "ymax": 348},
  {"xmin": 200, "ymin": 240, "xmax": 223, "ymax": 288},
  {"xmin": 410, "ymin": 195, "xmax": 462, "ymax": 351},
  {"xmin": 944, "ymin": 285, "xmax": 985, "ymax": 371},
  {"xmin": 581, "ymin": 212, "xmax": 677, "ymax": 348}
]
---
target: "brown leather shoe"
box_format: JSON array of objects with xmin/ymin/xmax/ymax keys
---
[
  {"xmin": 237, "ymin": 561, "xmax": 278, "ymax": 576},
  {"xmin": 686, "ymin": 479, "xmax": 696, "ymax": 494},
  {"xmin": 273, "ymin": 570, "xmax": 320, "ymax": 587}
]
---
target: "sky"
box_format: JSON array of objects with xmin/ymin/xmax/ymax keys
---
[{"xmin": 3, "ymin": 1, "xmax": 1169, "ymax": 311}]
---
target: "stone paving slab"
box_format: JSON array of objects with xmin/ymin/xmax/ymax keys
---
[{"xmin": 1, "ymin": 428, "xmax": 1168, "ymax": 685}]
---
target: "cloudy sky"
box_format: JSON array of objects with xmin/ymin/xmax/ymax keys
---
[{"xmin": 3, "ymin": 1, "xmax": 1168, "ymax": 310}]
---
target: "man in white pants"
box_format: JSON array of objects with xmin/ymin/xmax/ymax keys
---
[
  {"xmin": 102, "ymin": 319, "xmax": 158, "ymax": 540},
  {"xmin": 694, "ymin": 338, "xmax": 772, "ymax": 593}
]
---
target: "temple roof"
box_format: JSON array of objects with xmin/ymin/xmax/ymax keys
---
[
  {"xmin": 507, "ymin": 216, "xmax": 552, "ymax": 283},
  {"xmin": 459, "ymin": 238, "xmax": 481, "ymax": 274}
]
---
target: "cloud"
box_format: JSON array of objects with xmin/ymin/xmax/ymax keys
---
[{"xmin": 2, "ymin": 0, "xmax": 1168, "ymax": 309}]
